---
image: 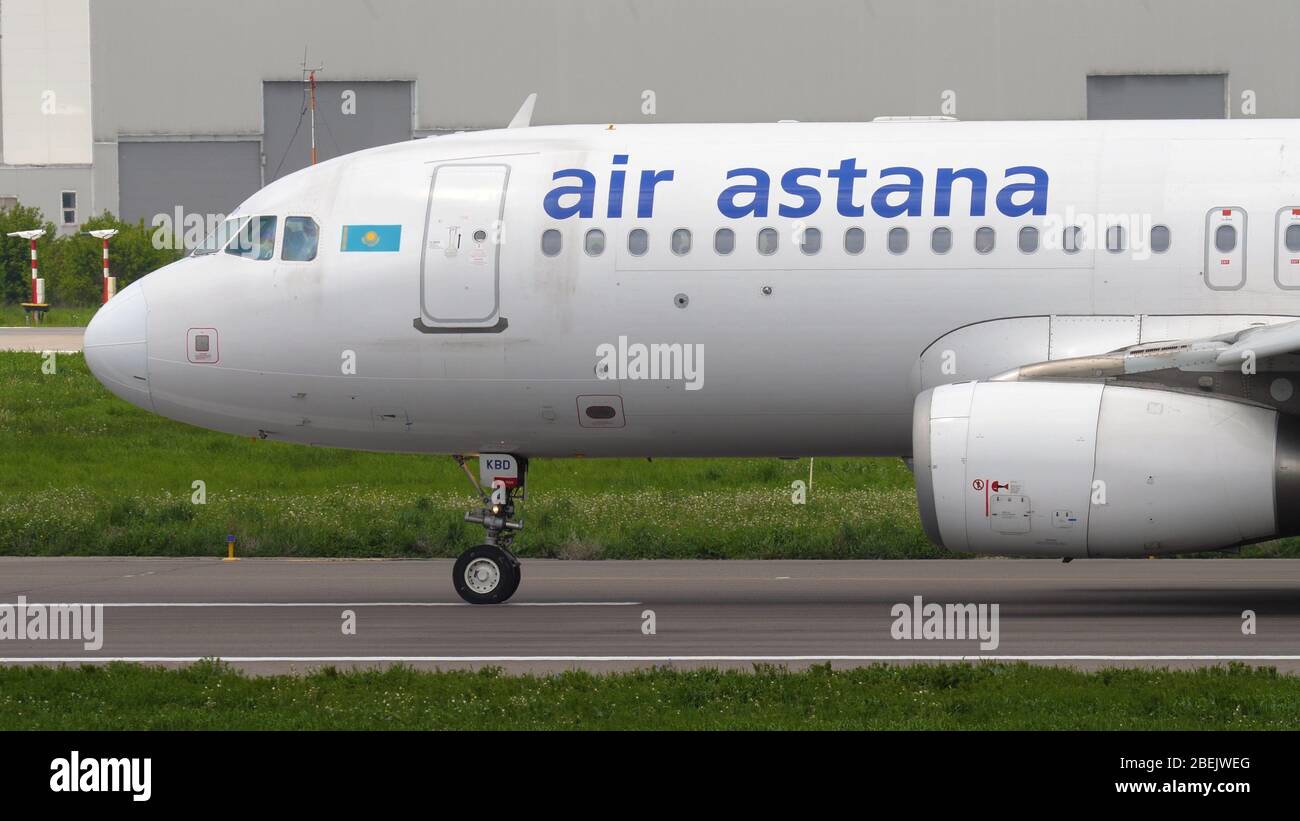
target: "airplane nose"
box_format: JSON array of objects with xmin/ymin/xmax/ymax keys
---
[{"xmin": 84, "ymin": 279, "xmax": 152, "ymax": 411}]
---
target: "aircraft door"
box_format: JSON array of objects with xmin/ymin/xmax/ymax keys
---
[
  {"xmin": 1274, "ymin": 207, "xmax": 1300, "ymax": 289},
  {"xmin": 1204, "ymin": 207, "xmax": 1246, "ymax": 291},
  {"xmin": 418, "ymin": 163, "xmax": 510, "ymax": 331}
]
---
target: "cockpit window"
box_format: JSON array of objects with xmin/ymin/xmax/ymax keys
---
[
  {"xmin": 282, "ymin": 216, "xmax": 320, "ymax": 261},
  {"xmin": 192, "ymin": 216, "xmax": 247, "ymax": 256},
  {"xmin": 226, "ymin": 215, "xmax": 277, "ymax": 261}
]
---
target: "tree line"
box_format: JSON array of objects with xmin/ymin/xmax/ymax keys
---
[{"xmin": 0, "ymin": 203, "xmax": 183, "ymax": 305}]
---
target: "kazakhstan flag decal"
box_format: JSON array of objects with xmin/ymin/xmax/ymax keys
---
[{"xmin": 341, "ymin": 224, "xmax": 402, "ymax": 252}]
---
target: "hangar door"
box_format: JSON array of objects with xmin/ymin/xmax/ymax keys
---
[
  {"xmin": 118, "ymin": 140, "xmax": 263, "ymax": 229},
  {"xmin": 263, "ymin": 80, "xmax": 414, "ymax": 183}
]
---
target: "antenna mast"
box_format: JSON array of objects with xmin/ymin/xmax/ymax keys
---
[
  {"xmin": 309, "ymin": 69, "xmax": 318, "ymax": 165},
  {"xmin": 301, "ymin": 50, "xmax": 324, "ymax": 166}
]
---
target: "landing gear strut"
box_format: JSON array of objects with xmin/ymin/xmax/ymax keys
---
[{"xmin": 452, "ymin": 455, "xmax": 526, "ymax": 604}]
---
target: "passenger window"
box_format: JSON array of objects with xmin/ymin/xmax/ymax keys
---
[
  {"xmin": 282, "ymin": 216, "xmax": 319, "ymax": 261},
  {"xmin": 1063, "ymin": 225, "xmax": 1082, "ymax": 254},
  {"xmin": 714, "ymin": 228, "xmax": 735, "ymax": 255},
  {"xmin": 1018, "ymin": 226, "xmax": 1039, "ymax": 253},
  {"xmin": 800, "ymin": 227, "xmax": 821, "ymax": 255},
  {"xmin": 974, "ymin": 226, "xmax": 995, "ymax": 254},
  {"xmin": 757, "ymin": 227, "xmax": 779, "ymax": 255},
  {"xmin": 1106, "ymin": 224, "xmax": 1126, "ymax": 253},
  {"xmin": 888, "ymin": 227, "xmax": 908, "ymax": 254},
  {"xmin": 628, "ymin": 228, "xmax": 649, "ymax": 256},
  {"xmin": 541, "ymin": 229, "xmax": 562, "ymax": 257},
  {"xmin": 844, "ymin": 227, "xmax": 865, "ymax": 255},
  {"xmin": 1151, "ymin": 225, "xmax": 1171, "ymax": 254},
  {"xmin": 584, "ymin": 228, "xmax": 606, "ymax": 256},
  {"xmin": 1286, "ymin": 224, "xmax": 1300, "ymax": 253},
  {"xmin": 931, "ymin": 227, "xmax": 952, "ymax": 254},
  {"xmin": 671, "ymin": 228, "xmax": 692, "ymax": 256},
  {"xmin": 226, "ymin": 215, "xmax": 277, "ymax": 261},
  {"xmin": 1215, "ymin": 224, "xmax": 1237, "ymax": 253}
]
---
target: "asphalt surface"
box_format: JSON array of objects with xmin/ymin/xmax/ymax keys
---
[
  {"xmin": 1, "ymin": 557, "xmax": 1297, "ymax": 673},
  {"xmin": 0, "ymin": 327, "xmax": 85, "ymax": 353}
]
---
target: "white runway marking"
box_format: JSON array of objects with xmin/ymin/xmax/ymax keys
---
[{"xmin": 3, "ymin": 655, "xmax": 1300, "ymax": 664}]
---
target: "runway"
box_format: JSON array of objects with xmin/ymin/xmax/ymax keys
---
[
  {"xmin": 0, "ymin": 327, "xmax": 85, "ymax": 353},
  {"xmin": 1, "ymin": 557, "xmax": 1298, "ymax": 673}
]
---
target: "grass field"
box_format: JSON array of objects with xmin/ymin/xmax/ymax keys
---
[
  {"xmin": 1, "ymin": 661, "xmax": 1296, "ymax": 729},
  {"xmin": 0, "ymin": 303, "xmax": 97, "ymax": 327},
  {"xmin": 0, "ymin": 351, "xmax": 930, "ymax": 559},
  {"xmin": 3, "ymin": 349, "xmax": 1299, "ymax": 559}
]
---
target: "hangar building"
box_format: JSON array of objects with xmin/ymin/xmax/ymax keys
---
[{"xmin": 1, "ymin": 0, "xmax": 1296, "ymax": 237}]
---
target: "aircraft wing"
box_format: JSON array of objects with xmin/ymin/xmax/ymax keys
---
[
  {"xmin": 993, "ymin": 317, "xmax": 1300, "ymax": 383},
  {"xmin": 1213, "ymin": 319, "xmax": 1300, "ymax": 367}
]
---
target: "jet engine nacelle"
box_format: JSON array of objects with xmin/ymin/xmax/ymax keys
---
[{"xmin": 912, "ymin": 381, "xmax": 1300, "ymax": 557}]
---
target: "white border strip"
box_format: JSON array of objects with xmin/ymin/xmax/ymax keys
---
[{"xmin": 3, "ymin": 655, "xmax": 1300, "ymax": 663}]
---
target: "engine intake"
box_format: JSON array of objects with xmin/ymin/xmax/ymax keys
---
[{"xmin": 912, "ymin": 381, "xmax": 1300, "ymax": 557}]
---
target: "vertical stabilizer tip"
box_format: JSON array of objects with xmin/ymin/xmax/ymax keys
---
[{"xmin": 508, "ymin": 93, "xmax": 538, "ymax": 129}]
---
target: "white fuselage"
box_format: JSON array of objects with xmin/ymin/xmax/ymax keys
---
[{"xmin": 85, "ymin": 119, "xmax": 1300, "ymax": 458}]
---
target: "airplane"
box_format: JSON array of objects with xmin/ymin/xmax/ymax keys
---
[{"xmin": 83, "ymin": 96, "xmax": 1300, "ymax": 603}]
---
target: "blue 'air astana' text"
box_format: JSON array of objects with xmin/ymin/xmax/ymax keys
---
[{"xmin": 543, "ymin": 155, "xmax": 1050, "ymax": 221}]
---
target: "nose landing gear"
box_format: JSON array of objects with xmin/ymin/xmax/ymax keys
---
[{"xmin": 452, "ymin": 455, "xmax": 526, "ymax": 604}]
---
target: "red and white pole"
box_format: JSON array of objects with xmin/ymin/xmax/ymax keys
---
[
  {"xmin": 30, "ymin": 239, "xmax": 39, "ymax": 304},
  {"xmin": 101, "ymin": 238, "xmax": 111, "ymax": 304},
  {"xmin": 7, "ymin": 229, "xmax": 47, "ymax": 305},
  {"xmin": 88, "ymin": 229, "xmax": 119, "ymax": 302}
]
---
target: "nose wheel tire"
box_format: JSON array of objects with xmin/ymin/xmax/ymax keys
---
[
  {"xmin": 503, "ymin": 555, "xmax": 522, "ymax": 599},
  {"xmin": 453, "ymin": 544, "xmax": 521, "ymax": 604}
]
